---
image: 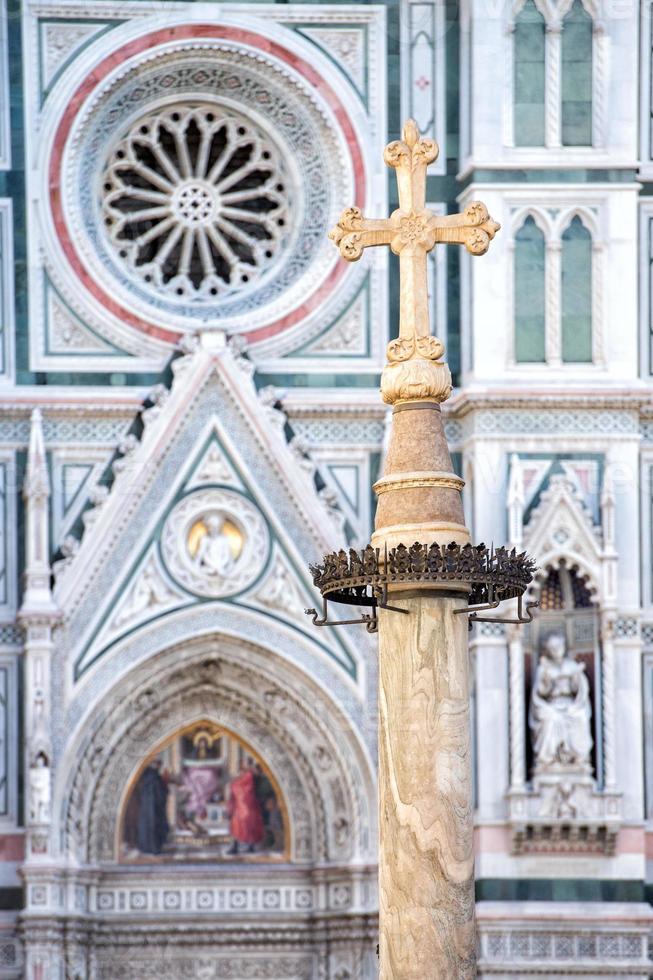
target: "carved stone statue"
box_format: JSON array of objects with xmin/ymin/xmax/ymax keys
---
[
  {"xmin": 193, "ymin": 515, "xmax": 235, "ymax": 577},
  {"xmin": 115, "ymin": 561, "xmax": 174, "ymax": 627},
  {"xmin": 529, "ymin": 633, "xmax": 593, "ymax": 772},
  {"xmin": 28, "ymin": 751, "xmax": 51, "ymax": 824}
]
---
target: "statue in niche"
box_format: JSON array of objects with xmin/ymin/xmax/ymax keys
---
[
  {"xmin": 193, "ymin": 514, "xmax": 237, "ymax": 577},
  {"xmin": 28, "ymin": 751, "xmax": 51, "ymax": 824},
  {"xmin": 529, "ymin": 632, "xmax": 593, "ymax": 772}
]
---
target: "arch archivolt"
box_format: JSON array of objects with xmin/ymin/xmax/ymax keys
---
[
  {"xmin": 58, "ymin": 636, "xmax": 375, "ymax": 868},
  {"xmin": 510, "ymin": 206, "xmax": 553, "ymax": 241},
  {"xmin": 508, "ymin": 0, "xmax": 554, "ymax": 31},
  {"xmin": 510, "ymin": 205, "xmax": 600, "ymax": 246},
  {"xmin": 528, "ymin": 553, "xmax": 599, "ymax": 606},
  {"xmin": 554, "ymin": 206, "xmax": 601, "ymax": 242}
]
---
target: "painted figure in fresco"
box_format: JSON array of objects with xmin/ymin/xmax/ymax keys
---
[
  {"xmin": 529, "ymin": 632, "xmax": 593, "ymax": 771},
  {"xmin": 226, "ymin": 762, "xmax": 265, "ymax": 854},
  {"xmin": 135, "ymin": 758, "xmax": 170, "ymax": 855},
  {"xmin": 265, "ymin": 796, "xmax": 284, "ymax": 852},
  {"xmin": 194, "ymin": 514, "xmax": 235, "ymax": 577},
  {"xmin": 122, "ymin": 730, "xmax": 284, "ymax": 861},
  {"xmin": 254, "ymin": 762, "xmax": 277, "ymax": 849},
  {"xmin": 178, "ymin": 734, "xmax": 223, "ymax": 835}
]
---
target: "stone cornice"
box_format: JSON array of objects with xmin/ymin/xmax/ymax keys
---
[
  {"xmin": 282, "ymin": 386, "xmax": 653, "ymax": 419},
  {"xmin": 0, "ymin": 385, "xmax": 647, "ymax": 420},
  {"xmin": 446, "ymin": 388, "xmax": 651, "ymax": 416}
]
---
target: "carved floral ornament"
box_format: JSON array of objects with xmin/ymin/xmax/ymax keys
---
[{"xmin": 43, "ymin": 30, "xmax": 360, "ymax": 348}]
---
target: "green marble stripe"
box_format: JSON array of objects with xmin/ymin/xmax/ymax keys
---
[
  {"xmin": 463, "ymin": 169, "xmax": 639, "ymax": 184},
  {"xmin": 476, "ymin": 878, "xmax": 647, "ymax": 902}
]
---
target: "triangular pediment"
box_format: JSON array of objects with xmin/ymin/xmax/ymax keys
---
[{"xmin": 54, "ymin": 338, "xmax": 360, "ymax": 684}]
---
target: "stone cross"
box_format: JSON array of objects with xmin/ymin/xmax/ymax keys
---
[{"xmin": 329, "ymin": 119, "xmax": 500, "ymax": 405}]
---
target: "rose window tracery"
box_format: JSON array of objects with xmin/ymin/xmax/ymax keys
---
[
  {"xmin": 49, "ymin": 40, "xmax": 357, "ymax": 346},
  {"xmin": 102, "ymin": 106, "xmax": 290, "ymax": 299}
]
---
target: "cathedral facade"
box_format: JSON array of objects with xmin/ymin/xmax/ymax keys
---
[{"xmin": 0, "ymin": 0, "xmax": 652, "ymax": 977}]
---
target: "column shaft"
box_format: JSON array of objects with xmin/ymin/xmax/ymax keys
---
[{"xmin": 378, "ymin": 595, "xmax": 476, "ymax": 979}]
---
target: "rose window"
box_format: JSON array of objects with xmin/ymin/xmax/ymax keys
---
[{"xmin": 101, "ymin": 105, "xmax": 291, "ymax": 300}]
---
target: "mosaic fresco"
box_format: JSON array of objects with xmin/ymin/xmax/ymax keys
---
[{"xmin": 121, "ymin": 722, "xmax": 286, "ymax": 861}]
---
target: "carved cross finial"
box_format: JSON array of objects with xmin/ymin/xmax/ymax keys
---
[{"xmin": 329, "ymin": 120, "xmax": 500, "ymax": 405}]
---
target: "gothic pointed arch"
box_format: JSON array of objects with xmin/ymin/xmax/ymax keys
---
[{"xmin": 57, "ymin": 632, "xmax": 376, "ymax": 867}]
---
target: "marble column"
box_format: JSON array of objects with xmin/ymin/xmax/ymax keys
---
[
  {"xmin": 378, "ymin": 596, "xmax": 475, "ymax": 978},
  {"xmin": 327, "ymin": 121, "xmax": 499, "ymax": 978},
  {"xmin": 373, "ymin": 401, "xmax": 476, "ymax": 979}
]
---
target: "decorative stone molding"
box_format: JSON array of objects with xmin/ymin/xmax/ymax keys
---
[
  {"xmin": 509, "ymin": 773, "xmax": 622, "ymax": 855},
  {"xmin": 289, "ymin": 417, "xmax": 386, "ymax": 449},
  {"xmin": 96, "ymin": 953, "xmax": 316, "ymax": 979},
  {"xmin": 613, "ymin": 616, "xmax": 640, "ymax": 640},
  {"xmin": 477, "ymin": 901, "xmax": 653, "ymax": 978},
  {"xmin": 0, "ymin": 626, "xmax": 21, "ymax": 647},
  {"xmin": 299, "ymin": 27, "xmax": 366, "ymax": 97},
  {"xmin": 478, "ymin": 925, "xmax": 651, "ymax": 975},
  {"xmin": 304, "ymin": 291, "xmax": 368, "ymax": 356},
  {"xmin": 39, "ymin": 21, "xmax": 105, "ymax": 90}
]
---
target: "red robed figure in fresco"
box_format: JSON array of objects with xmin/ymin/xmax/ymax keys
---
[{"xmin": 227, "ymin": 767, "xmax": 264, "ymax": 846}]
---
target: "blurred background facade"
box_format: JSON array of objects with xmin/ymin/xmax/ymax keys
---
[{"xmin": 0, "ymin": 0, "xmax": 651, "ymax": 976}]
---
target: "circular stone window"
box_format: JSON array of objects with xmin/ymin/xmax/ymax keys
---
[
  {"xmin": 47, "ymin": 35, "xmax": 359, "ymax": 348},
  {"xmin": 102, "ymin": 104, "xmax": 291, "ymax": 301}
]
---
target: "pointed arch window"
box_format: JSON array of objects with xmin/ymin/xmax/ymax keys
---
[
  {"xmin": 513, "ymin": 211, "xmax": 598, "ymax": 367},
  {"xmin": 512, "ymin": 0, "xmax": 595, "ymax": 148},
  {"xmin": 561, "ymin": 216, "xmax": 592, "ymax": 362},
  {"xmin": 515, "ymin": 216, "xmax": 546, "ymax": 363},
  {"xmin": 561, "ymin": 0, "xmax": 593, "ymax": 146},
  {"xmin": 513, "ymin": 0, "xmax": 546, "ymax": 147}
]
